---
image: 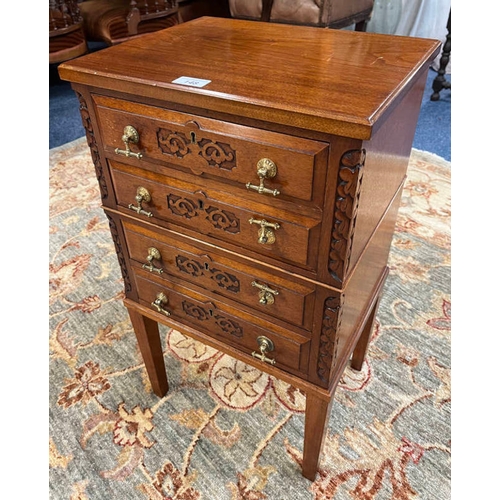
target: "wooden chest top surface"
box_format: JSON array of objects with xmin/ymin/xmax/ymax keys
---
[{"xmin": 59, "ymin": 16, "xmax": 440, "ymax": 138}]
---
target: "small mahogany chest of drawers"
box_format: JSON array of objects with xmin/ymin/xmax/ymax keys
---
[{"xmin": 59, "ymin": 17, "xmax": 440, "ymax": 480}]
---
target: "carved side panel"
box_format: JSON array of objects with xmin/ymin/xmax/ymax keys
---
[
  {"xmin": 106, "ymin": 215, "xmax": 132, "ymax": 293},
  {"xmin": 328, "ymin": 149, "xmax": 366, "ymax": 283},
  {"xmin": 76, "ymin": 92, "xmax": 108, "ymax": 200},
  {"xmin": 317, "ymin": 295, "xmax": 344, "ymax": 383}
]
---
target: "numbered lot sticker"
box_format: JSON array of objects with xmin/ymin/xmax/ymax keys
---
[{"xmin": 172, "ymin": 76, "xmax": 211, "ymax": 88}]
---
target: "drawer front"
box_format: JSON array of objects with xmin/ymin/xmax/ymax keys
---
[
  {"xmin": 93, "ymin": 95, "xmax": 329, "ymax": 206},
  {"xmin": 122, "ymin": 219, "xmax": 316, "ymax": 330},
  {"xmin": 134, "ymin": 271, "xmax": 311, "ymax": 375},
  {"xmin": 110, "ymin": 162, "xmax": 321, "ymax": 270}
]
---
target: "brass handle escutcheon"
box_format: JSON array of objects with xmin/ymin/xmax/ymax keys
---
[
  {"xmin": 142, "ymin": 247, "xmax": 164, "ymax": 274},
  {"xmin": 251, "ymin": 336, "xmax": 276, "ymax": 365},
  {"xmin": 251, "ymin": 281, "xmax": 279, "ymax": 305},
  {"xmin": 249, "ymin": 218, "xmax": 280, "ymax": 245},
  {"xmin": 246, "ymin": 158, "xmax": 280, "ymax": 197},
  {"xmin": 128, "ymin": 186, "xmax": 153, "ymax": 217},
  {"xmin": 115, "ymin": 125, "xmax": 143, "ymax": 159},
  {"xmin": 151, "ymin": 292, "xmax": 171, "ymax": 316}
]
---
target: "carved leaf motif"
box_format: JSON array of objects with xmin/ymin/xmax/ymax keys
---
[
  {"xmin": 76, "ymin": 92, "xmax": 108, "ymax": 199},
  {"xmin": 157, "ymin": 126, "xmax": 236, "ymax": 171},
  {"xmin": 106, "ymin": 215, "xmax": 132, "ymax": 292},
  {"xmin": 167, "ymin": 196, "xmax": 240, "ymax": 234},
  {"xmin": 214, "ymin": 316, "xmax": 243, "ymax": 338},
  {"xmin": 328, "ymin": 149, "xmax": 366, "ymax": 283},
  {"xmin": 182, "ymin": 301, "xmax": 211, "ymax": 321},
  {"xmin": 198, "ymin": 138, "xmax": 236, "ymax": 170},
  {"xmin": 175, "ymin": 255, "xmax": 204, "ymax": 277},
  {"xmin": 204, "ymin": 206, "xmax": 240, "ymax": 233},
  {"xmin": 180, "ymin": 300, "xmax": 244, "ymax": 338},
  {"xmin": 175, "ymin": 256, "xmax": 241, "ymax": 293},
  {"xmin": 167, "ymin": 194, "xmax": 199, "ymax": 219},
  {"xmin": 318, "ymin": 296, "xmax": 343, "ymax": 383},
  {"xmin": 210, "ymin": 268, "xmax": 240, "ymax": 293},
  {"xmin": 157, "ymin": 128, "xmax": 190, "ymax": 157}
]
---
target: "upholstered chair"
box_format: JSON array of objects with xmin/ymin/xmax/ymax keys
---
[{"xmin": 228, "ymin": 0, "xmax": 374, "ymax": 31}]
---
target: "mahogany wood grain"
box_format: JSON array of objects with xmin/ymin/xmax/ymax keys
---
[
  {"xmin": 59, "ymin": 17, "xmax": 440, "ymax": 138},
  {"xmin": 59, "ymin": 17, "xmax": 440, "ymax": 480},
  {"xmin": 126, "ymin": 306, "xmax": 169, "ymax": 397},
  {"xmin": 93, "ymin": 94, "xmax": 329, "ymax": 206},
  {"xmin": 347, "ymin": 70, "xmax": 429, "ymax": 277},
  {"xmin": 109, "ymin": 161, "xmax": 322, "ymax": 270},
  {"xmin": 351, "ymin": 295, "xmax": 381, "ymax": 371},
  {"xmin": 133, "ymin": 268, "xmax": 311, "ymax": 371},
  {"xmin": 123, "ymin": 297, "xmax": 332, "ymax": 400},
  {"xmin": 122, "ymin": 218, "xmax": 316, "ymax": 329},
  {"xmin": 302, "ymin": 391, "xmax": 334, "ymax": 480}
]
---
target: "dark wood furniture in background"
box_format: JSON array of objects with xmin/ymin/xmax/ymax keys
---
[
  {"xmin": 59, "ymin": 17, "xmax": 440, "ymax": 480},
  {"xmin": 431, "ymin": 10, "xmax": 451, "ymax": 101},
  {"xmin": 49, "ymin": 0, "xmax": 88, "ymax": 63},
  {"xmin": 178, "ymin": 0, "xmax": 230, "ymax": 23},
  {"xmin": 79, "ymin": 0, "xmax": 179, "ymax": 45},
  {"xmin": 228, "ymin": 0, "xmax": 374, "ymax": 31}
]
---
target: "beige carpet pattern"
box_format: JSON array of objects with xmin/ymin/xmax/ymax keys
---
[{"xmin": 49, "ymin": 138, "xmax": 451, "ymax": 499}]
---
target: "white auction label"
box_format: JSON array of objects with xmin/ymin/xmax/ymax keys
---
[{"xmin": 171, "ymin": 76, "xmax": 211, "ymax": 88}]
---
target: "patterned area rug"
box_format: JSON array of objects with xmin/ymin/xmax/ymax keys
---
[{"xmin": 49, "ymin": 138, "xmax": 451, "ymax": 500}]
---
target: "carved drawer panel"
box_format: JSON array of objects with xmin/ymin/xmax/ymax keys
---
[
  {"xmin": 110, "ymin": 161, "xmax": 322, "ymax": 271},
  {"xmin": 122, "ymin": 219, "xmax": 316, "ymax": 330},
  {"xmin": 93, "ymin": 95, "xmax": 329, "ymax": 207},
  {"xmin": 134, "ymin": 270, "xmax": 311, "ymax": 376}
]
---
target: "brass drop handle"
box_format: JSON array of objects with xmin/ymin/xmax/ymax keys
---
[
  {"xmin": 251, "ymin": 336, "xmax": 276, "ymax": 365},
  {"xmin": 246, "ymin": 158, "xmax": 280, "ymax": 197},
  {"xmin": 128, "ymin": 186, "xmax": 153, "ymax": 217},
  {"xmin": 115, "ymin": 125, "xmax": 143, "ymax": 159},
  {"xmin": 249, "ymin": 218, "xmax": 280, "ymax": 245},
  {"xmin": 151, "ymin": 292, "xmax": 171, "ymax": 316},
  {"xmin": 252, "ymin": 281, "xmax": 279, "ymax": 305},
  {"xmin": 142, "ymin": 247, "xmax": 164, "ymax": 274}
]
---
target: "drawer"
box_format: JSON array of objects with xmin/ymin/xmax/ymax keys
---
[
  {"xmin": 133, "ymin": 270, "xmax": 311, "ymax": 375},
  {"xmin": 93, "ymin": 95, "xmax": 329, "ymax": 207},
  {"xmin": 110, "ymin": 161, "xmax": 322, "ymax": 271},
  {"xmin": 122, "ymin": 219, "xmax": 316, "ymax": 330}
]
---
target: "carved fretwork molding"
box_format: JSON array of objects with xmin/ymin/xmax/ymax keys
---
[
  {"xmin": 157, "ymin": 123, "xmax": 236, "ymax": 174},
  {"xmin": 182, "ymin": 301, "xmax": 243, "ymax": 338},
  {"xmin": 106, "ymin": 215, "xmax": 132, "ymax": 293},
  {"xmin": 76, "ymin": 92, "xmax": 108, "ymax": 199},
  {"xmin": 167, "ymin": 193, "xmax": 240, "ymax": 234},
  {"xmin": 176, "ymin": 255, "xmax": 240, "ymax": 293},
  {"xmin": 317, "ymin": 295, "xmax": 344, "ymax": 383},
  {"xmin": 328, "ymin": 149, "xmax": 366, "ymax": 283}
]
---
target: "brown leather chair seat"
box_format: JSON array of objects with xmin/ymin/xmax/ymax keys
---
[{"xmin": 229, "ymin": 0, "xmax": 374, "ymax": 31}]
